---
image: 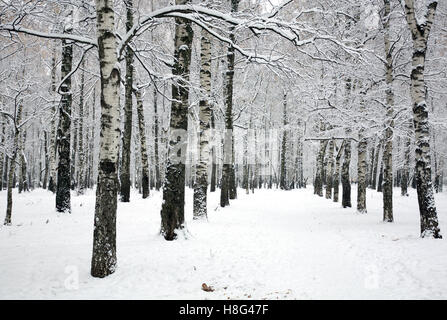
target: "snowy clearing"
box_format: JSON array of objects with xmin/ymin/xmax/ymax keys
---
[{"xmin": 1, "ymin": 187, "xmax": 447, "ymax": 299}]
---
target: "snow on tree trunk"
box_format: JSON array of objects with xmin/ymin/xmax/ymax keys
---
[
  {"xmin": 153, "ymin": 86, "xmax": 161, "ymax": 191},
  {"xmin": 135, "ymin": 89, "xmax": 150, "ymax": 199},
  {"xmin": 42, "ymin": 130, "xmax": 49, "ymax": 189},
  {"xmin": 382, "ymin": 0, "xmax": 394, "ymax": 222},
  {"xmin": 314, "ymin": 122, "xmax": 328, "ymax": 197},
  {"xmin": 119, "ymin": 0, "xmax": 134, "ymax": 203},
  {"xmin": 404, "ymin": 0, "xmax": 441, "ymax": 238},
  {"xmin": 341, "ymin": 137, "xmax": 351, "ymax": 208},
  {"xmin": 357, "ymin": 133, "xmax": 367, "ymax": 213},
  {"xmin": 401, "ymin": 127, "xmax": 411, "ymax": 196},
  {"xmin": 210, "ymin": 109, "xmax": 217, "ymax": 193},
  {"xmin": 280, "ymin": 93, "xmax": 288, "ymax": 190},
  {"xmin": 220, "ymin": 0, "xmax": 239, "ymax": 207},
  {"xmin": 333, "ymin": 141, "xmax": 344, "ymax": 203},
  {"xmin": 193, "ymin": 27, "xmax": 212, "ymax": 220},
  {"xmin": 77, "ymin": 60, "xmax": 86, "ymax": 195},
  {"xmin": 48, "ymin": 46, "xmax": 58, "ymax": 193},
  {"xmin": 326, "ymin": 139, "xmax": 335, "ymax": 199},
  {"xmin": 160, "ymin": 0, "xmax": 193, "ymax": 240},
  {"xmin": 91, "ymin": 0, "xmax": 122, "ymax": 277},
  {"xmin": 4, "ymin": 101, "xmax": 23, "ymax": 225},
  {"xmin": 55, "ymin": 9, "xmax": 73, "ymax": 213}
]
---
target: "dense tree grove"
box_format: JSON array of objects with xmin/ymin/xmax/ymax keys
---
[{"xmin": 0, "ymin": 0, "xmax": 446, "ymax": 278}]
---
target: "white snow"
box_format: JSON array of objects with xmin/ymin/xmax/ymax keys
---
[{"xmin": 1, "ymin": 187, "xmax": 447, "ymax": 299}]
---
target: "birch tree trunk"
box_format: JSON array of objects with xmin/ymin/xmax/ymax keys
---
[
  {"xmin": 42, "ymin": 130, "xmax": 49, "ymax": 189},
  {"xmin": 404, "ymin": 0, "xmax": 441, "ymax": 238},
  {"xmin": 77, "ymin": 61, "xmax": 86, "ymax": 195},
  {"xmin": 314, "ymin": 123, "xmax": 328, "ymax": 196},
  {"xmin": 48, "ymin": 46, "xmax": 58, "ymax": 193},
  {"xmin": 91, "ymin": 0, "xmax": 121, "ymax": 277},
  {"xmin": 333, "ymin": 141, "xmax": 344, "ymax": 203},
  {"xmin": 280, "ymin": 93, "xmax": 288, "ymax": 190},
  {"xmin": 0, "ymin": 121, "xmax": 4, "ymax": 191},
  {"xmin": 193, "ymin": 27, "xmax": 212, "ymax": 220},
  {"xmin": 401, "ymin": 128, "xmax": 411, "ymax": 196},
  {"xmin": 19, "ymin": 127, "xmax": 28, "ymax": 193},
  {"xmin": 382, "ymin": 0, "xmax": 394, "ymax": 222},
  {"xmin": 119, "ymin": 0, "xmax": 134, "ymax": 203},
  {"xmin": 357, "ymin": 132, "xmax": 367, "ymax": 212},
  {"xmin": 220, "ymin": 0, "xmax": 239, "ymax": 207},
  {"xmin": 153, "ymin": 86, "xmax": 161, "ymax": 191},
  {"xmin": 160, "ymin": 0, "xmax": 193, "ymax": 240},
  {"xmin": 326, "ymin": 139, "xmax": 335, "ymax": 199},
  {"xmin": 210, "ymin": 109, "xmax": 217, "ymax": 193},
  {"xmin": 4, "ymin": 101, "xmax": 23, "ymax": 225},
  {"xmin": 341, "ymin": 137, "xmax": 352, "ymax": 208},
  {"xmin": 135, "ymin": 89, "xmax": 150, "ymax": 199},
  {"xmin": 55, "ymin": 9, "xmax": 73, "ymax": 213}
]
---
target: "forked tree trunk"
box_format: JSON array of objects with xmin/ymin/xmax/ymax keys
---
[
  {"xmin": 91, "ymin": 0, "xmax": 122, "ymax": 277},
  {"xmin": 160, "ymin": 0, "xmax": 193, "ymax": 240},
  {"xmin": 404, "ymin": 0, "xmax": 441, "ymax": 238},
  {"xmin": 193, "ymin": 27, "xmax": 212, "ymax": 219}
]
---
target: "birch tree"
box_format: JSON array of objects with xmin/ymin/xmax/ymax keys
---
[
  {"xmin": 403, "ymin": 0, "xmax": 441, "ymax": 238},
  {"xmin": 193, "ymin": 27, "xmax": 212, "ymax": 220},
  {"xmin": 91, "ymin": 0, "xmax": 122, "ymax": 277}
]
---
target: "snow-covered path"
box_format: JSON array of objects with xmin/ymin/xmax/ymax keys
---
[{"xmin": 1, "ymin": 187, "xmax": 447, "ymax": 299}]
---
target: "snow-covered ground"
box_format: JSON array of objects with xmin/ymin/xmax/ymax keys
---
[{"xmin": 1, "ymin": 186, "xmax": 447, "ymax": 299}]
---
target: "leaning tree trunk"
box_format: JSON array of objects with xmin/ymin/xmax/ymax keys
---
[
  {"xmin": 160, "ymin": 0, "xmax": 193, "ymax": 240},
  {"xmin": 382, "ymin": 0, "xmax": 394, "ymax": 222},
  {"xmin": 48, "ymin": 45, "xmax": 58, "ymax": 193},
  {"xmin": 341, "ymin": 137, "xmax": 352, "ymax": 208},
  {"xmin": 91, "ymin": 0, "xmax": 122, "ymax": 277},
  {"xmin": 119, "ymin": 0, "xmax": 134, "ymax": 203},
  {"xmin": 193, "ymin": 27, "xmax": 212, "ymax": 220},
  {"xmin": 135, "ymin": 88, "xmax": 150, "ymax": 199},
  {"xmin": 55, "ymin": 17, "xmax": 73, "ymax": 213},
  {"xmin": 404, "ymin": 0, "xmax": 441, "ymax": 238},
  {"xmin": 4, "ymin": 102, "xmax": 23, "ymax": 225}
]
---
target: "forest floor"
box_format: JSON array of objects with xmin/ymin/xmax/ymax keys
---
[{"xmin": 1, "ymin": 186, "xmax": 447, "ymax": 299}]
